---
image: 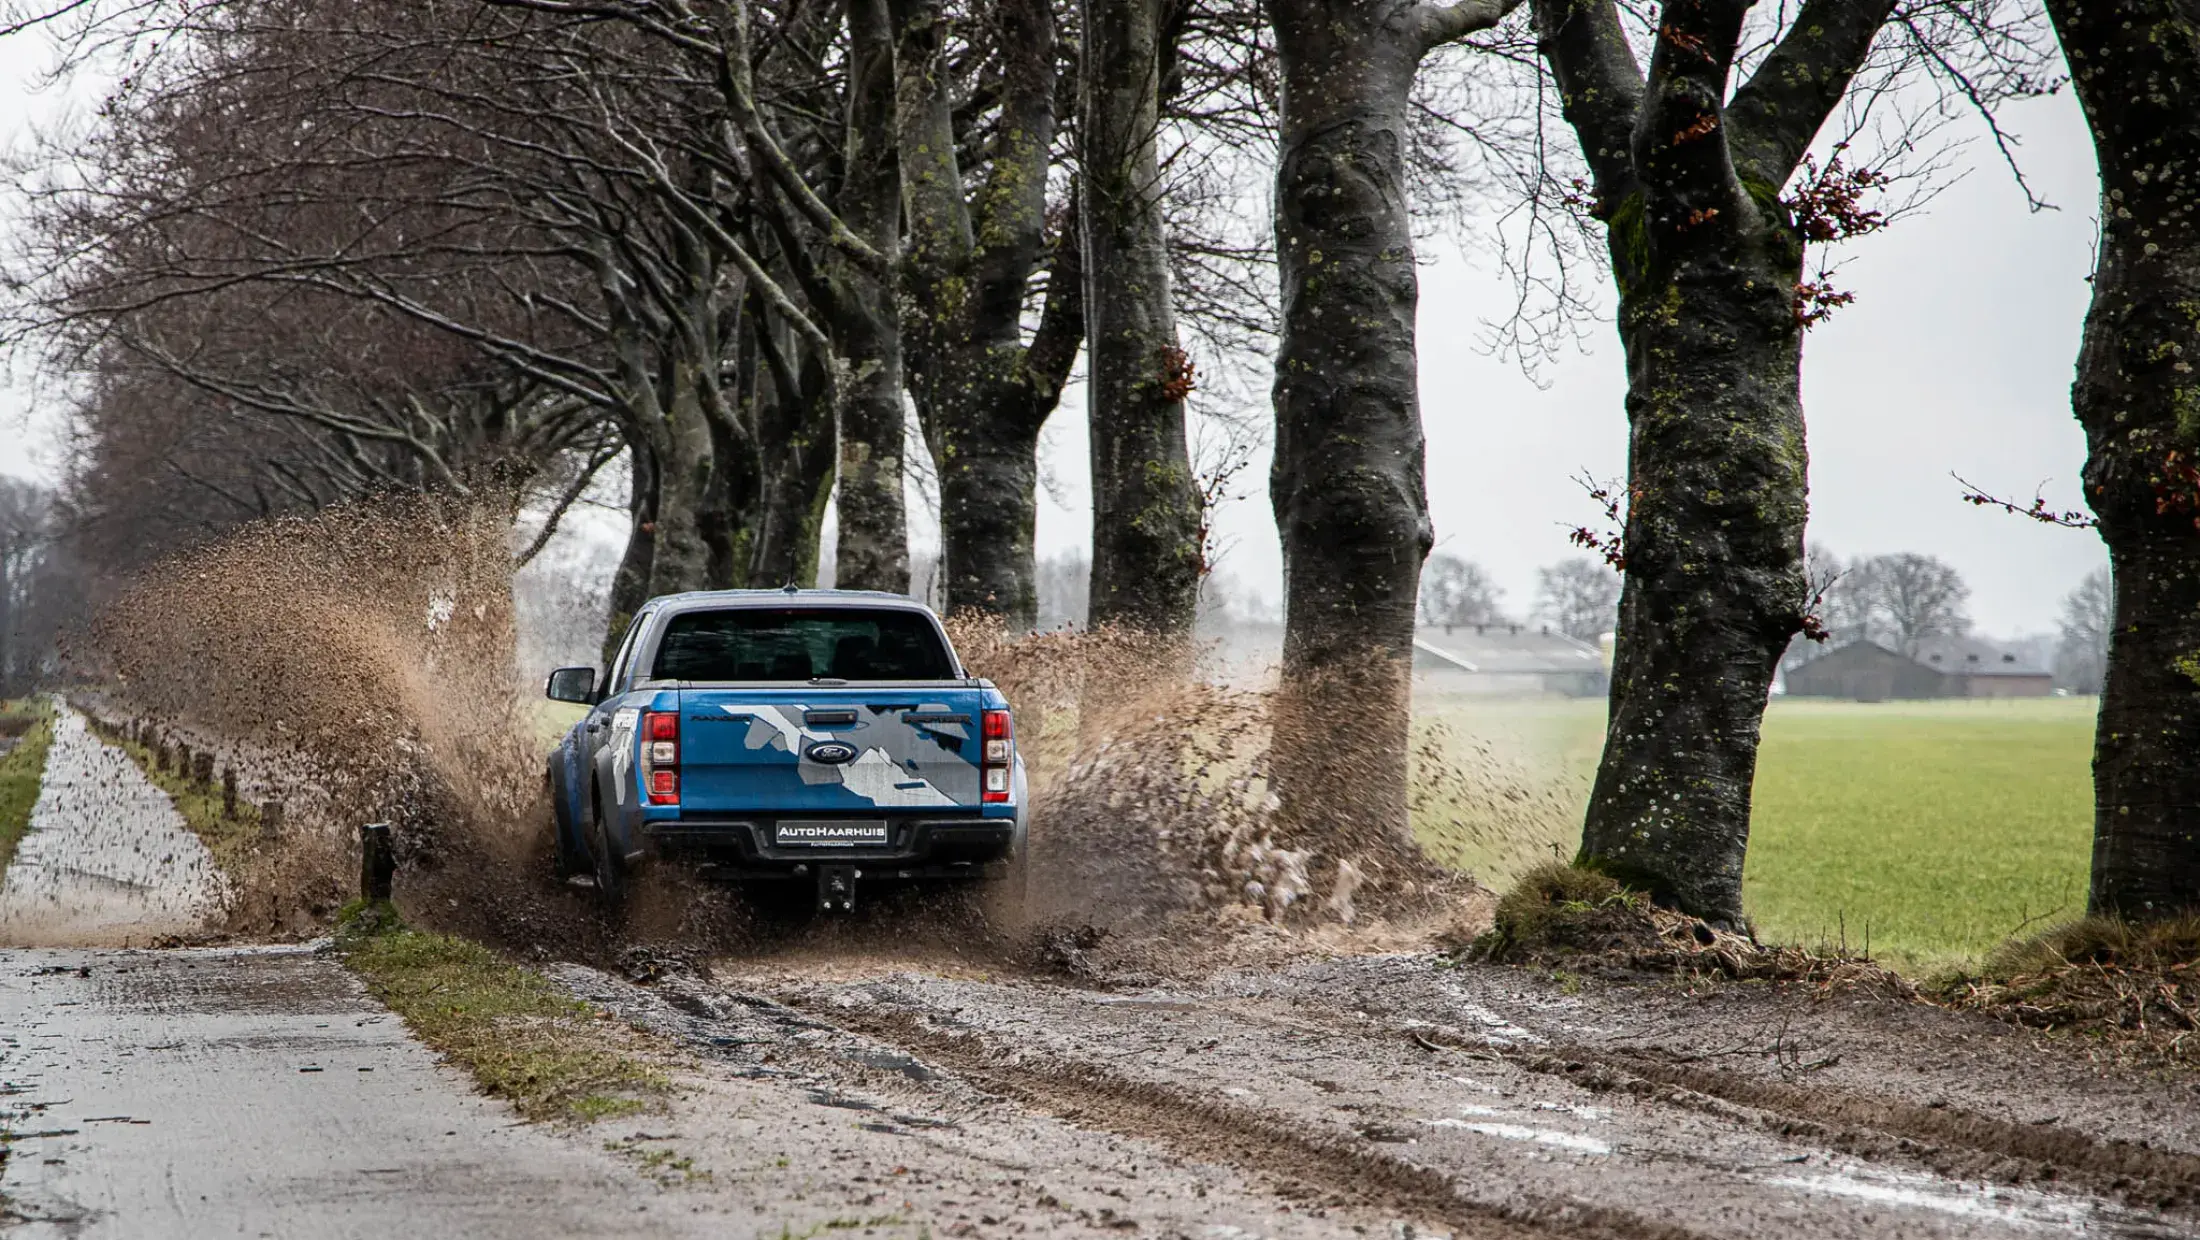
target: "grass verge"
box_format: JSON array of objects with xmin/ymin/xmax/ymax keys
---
[
  {"xmin": 0, "ymin": 698, "xmax": 57, "ymax": 883},
  {"xmin": 334, "ymin": 903, "xmax": 669, "ymax": 1123}
]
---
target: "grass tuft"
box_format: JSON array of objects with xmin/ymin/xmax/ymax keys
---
[
  {"xmin": 1473, "ymin": 861, "xmax": 1652, "ymax": 959},
  {"xmin": 334, "ymin": 904, "xmax": 668, "ymax": 1123},
  {"xmin": 1936, "ymin": 915, "xmax": 2200, "ymax": 1061},
  {"xmin": 1468, "ymin": 861, "xmax": 1913, "ymax": 996},
  {"xmin": 0, "ymin": 698, "xmax": 57, "ymax": 883}
]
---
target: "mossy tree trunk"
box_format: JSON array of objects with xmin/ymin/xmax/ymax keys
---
[
  {"xmin": 827, "ymin": 0, "xmax": 911, "ymax": 595},
  {"xmin": 890, "ymin": 0, "xmax": 1083, "ymax": 629},
  {"xmin": 748, "ymin": 311, "xmax": 839, "ymax": 589},
  {"xmin": 641, "ymin": 220, "xmax": 748, "ymax": 598},
  {"xmin": 1535, "ymin": 0, "xmax": 1891, "ymax": 923},
  {"xmin": 1080, "ymin": 0, "xmax": 1202, "ymax": 633},
  {"xmin": 604, "ymin": 437, "xmax": 657, "ymax": 663},
  {"xmin": 1266, "ymin": 0, "xmax": 1516, "ymax": 840},
  {"xmin": 2045, "ymin": 0, "xmax": 2200, "ymax": 921}
]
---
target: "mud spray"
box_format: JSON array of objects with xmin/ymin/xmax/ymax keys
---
[{"xmin": 79, "ymin": 500, "xmax": 1574, "ymax": 976}]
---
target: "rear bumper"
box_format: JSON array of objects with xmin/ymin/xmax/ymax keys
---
[{"xmin": 643, "ymin": 815, "xmax": 1014, "ymax": 880}]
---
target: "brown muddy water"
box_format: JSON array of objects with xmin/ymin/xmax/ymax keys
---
[{"xmin": 5, "ymin": 502, "xmax": 2198, "ymax": 1237}]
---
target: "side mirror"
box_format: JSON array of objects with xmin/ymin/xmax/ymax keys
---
[{"xmin": 545, "ymin": 666, "xmax": 598, "ymax": 705}]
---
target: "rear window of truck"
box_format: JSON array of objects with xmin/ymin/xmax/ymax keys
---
[{"xmin": 651, "ymin": 608, "xmax": 957, "ymax": 682}]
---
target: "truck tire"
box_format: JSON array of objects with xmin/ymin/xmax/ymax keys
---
[
  {"xmin": 586, "ymin": 792, "xmax": 627, "ymax": 911},
  {"xmin": 547, "ymin": 765, "xmax": 583, "ymax": 879}
]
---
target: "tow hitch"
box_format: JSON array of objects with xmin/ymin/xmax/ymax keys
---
[{"xmin": 817, "ymin": 864, "xmax": 860, "ymax": 914}]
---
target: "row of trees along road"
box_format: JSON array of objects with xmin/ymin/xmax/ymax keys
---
[{"xmin": 8, "ymin": 0, "xmax": 2200, "ymax": 928}]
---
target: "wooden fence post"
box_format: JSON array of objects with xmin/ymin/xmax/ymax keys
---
[{"xmin": 360, "ymin": 823, "xmax": 395, "ymax": 902}]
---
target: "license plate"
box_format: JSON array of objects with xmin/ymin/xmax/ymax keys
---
[{"xmin": 776, "ymin": 820, "xmax": 889, "ymax": 846}]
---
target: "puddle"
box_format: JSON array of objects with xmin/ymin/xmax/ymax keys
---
[
  {"xmin": 1770, "ymin": 1165, "xmax": 2150, "ymax": 1233},
  {"xmin": 850, "ymin": 1048, "xmax": 938, "ymax": 1082},
  {"xmin": 1425, "ymin": 1117, "xmax": 1611, "ymax": 1155},
  {"xmin": 1429, "ymin": 987, "xmax": 1542, "ymax": 1044}
]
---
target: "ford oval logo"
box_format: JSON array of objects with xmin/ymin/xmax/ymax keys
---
[{"xmin": 805, "ymin": 741, "xmax": 858, "ymax": 765}]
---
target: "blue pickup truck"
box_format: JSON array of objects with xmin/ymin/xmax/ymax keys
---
[{"xmin": 542, "ymin": 588, "xmax": 1026, "ymax": 913}]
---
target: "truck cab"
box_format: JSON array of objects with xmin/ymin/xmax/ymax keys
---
[{"xmin": 543, "ymin": 588, "xmax": 1025, "ymax": 912}]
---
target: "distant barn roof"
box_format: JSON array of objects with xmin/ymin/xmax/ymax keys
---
[
  {"xmin": 1413, "ymin": 624, "xmax": 1606, "ymax": 674},
  {"xmin": 1797, "ymin": 636, "xmax": 2050, "ymax": 678},
  {"xmin": 1908, "ymin": 636, "xmax": 2050, "ymax": 678}
]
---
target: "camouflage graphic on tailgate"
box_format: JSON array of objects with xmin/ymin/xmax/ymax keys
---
[{"xmin": 727, "ymin": 703, "xmax": 977, "ymax": 807}]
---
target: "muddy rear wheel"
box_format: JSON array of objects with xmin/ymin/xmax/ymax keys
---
[
  {"xmin": 548, "ymin": 767, "xmax": 583, "ymax": 879},
  {"xmin": 587, "ymin": 796, "xmax": 627, "ymax": 912}
]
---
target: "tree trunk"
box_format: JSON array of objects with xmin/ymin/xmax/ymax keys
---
[
  {"xmin": 643, "ymin": 362, "xmax": 723, "ymax": 598},
  {"xmin": 1581, "ymin": 207, "xmax": 1809, "ymax": 927},
  {"xmin": 1535, "ymin": 0, "xmax": 1886, "ymax": 924},
  {"xmin": 2045, "ymin": 0, "xmax": 2200, "ymax": 921},
  {"xmin": 605, "ymin": 441, "xmax": 658, "ymax": 663},
  {"xmin": 1081, "ymin": 0, "xmax": 1202, "ymax": 633},
  {"xmin": 832, "ymin": 0, "xmax": 912, "ymax": 594},
  {"xmin": 751, "ymin": 350, "xmax": 839, "ymax": 588},
  {"xmin": 1266, "ymin": 1, "xmax": 1441, "ymax": 840},
  {"xmin": 890, "ymin": 0, "xmax": 1074, "ymax": 629},
  {"xmin": 935, "ymin": 401, "xmax": 1045, "ymax": 623}
]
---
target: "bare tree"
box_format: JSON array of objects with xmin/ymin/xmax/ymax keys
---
[
  {"xmin": 2055, "ymin": 566, "xmax": 2110, "ymax": 696},
  {"xmin": 8, "ymin": 0, "xmax": 882, "ymax": 627},
  {"xmin": 1531, "ymin": 0, "xmax": 2052, "ymax": 922},
  {"xmin": 1265, "ymin": 0, "xmax": 1521, "ymax": 839},
  {"xmin": 1534, "ymin": 556, "xmax": 1619, "ymax": 642},
  {"xmin": 1851, "ymin": 552, "xmax": 1971, "ymax": 656},
  {"xmin": 1081, "ymin": 0, "xmax": 1203, "ymax": 633},
  {"xmin": 0, "ymin": 478, "xmax": 56, "ymax": 693},
  {"xmin": 1418, "ymin": 553, "xmax": 1507, "ymax": 626},
  {"xmin": 889, "ymin": 0, "xmax": 1084, "ymax": 628}
]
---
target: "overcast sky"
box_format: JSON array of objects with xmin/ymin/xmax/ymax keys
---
[
  {"xmin": 1028, "ymin": 85, "xmax": 2110, "ymax": 641},
  {"xmin": 1, "ymin": 32, "xmax": 2110, "ymax": 640}
]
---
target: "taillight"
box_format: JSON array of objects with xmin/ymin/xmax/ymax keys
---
[
  {"xmin": 981, "ymin": 709, "xmax": 1013, "ymax": 803},
  {"xmin": 642, "ymin": 710, "xmax": 679, "ymax": 805}
]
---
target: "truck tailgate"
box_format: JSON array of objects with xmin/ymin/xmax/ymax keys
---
[{"xmin": 675, "ymin": 688, "xmax": 989, "ymax": 813}]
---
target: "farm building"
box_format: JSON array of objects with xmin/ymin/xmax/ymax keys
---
[
  {"xmin": 1412, "ymin": 623, "xmax": 1610, "ymax": 697},
  {"xmin": 1784, "ymin": 637, "xmax": 2054, "ymax": 700}
]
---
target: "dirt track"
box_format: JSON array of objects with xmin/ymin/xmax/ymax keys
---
[{"xmin": 550, "ymin": 941, "xmax": 2200, "ymax": 1239}]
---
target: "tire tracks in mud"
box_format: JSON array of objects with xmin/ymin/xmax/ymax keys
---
[
  {"xmin": 771, "ymin": 993, "xmax": 1716, "ymax": 1240},
  {"xmin": 1508, "ymin": 1044, "xmax": 2200, "ymax": 1216},
  {"xmin": 1242, "ymin": 983, "xmax": 2200, "ymax": 1218}
]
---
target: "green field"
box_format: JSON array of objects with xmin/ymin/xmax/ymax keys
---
[
  {"xmin": 1414, "ymin": 695, "xmax": 2098, "ymax": 971},
  {"xmin": 0, "ymin": 698, "xmax": 57, "ymax": 883}
]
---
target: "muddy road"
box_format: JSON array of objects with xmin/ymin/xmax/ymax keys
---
[
  {"xmin": 551, "ymin": 944, "xmax": 2200, "ymax": 1239},
  {"xmin": 6, "ymin": 700, "xmax": 2200, "ymax": 1237}
]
